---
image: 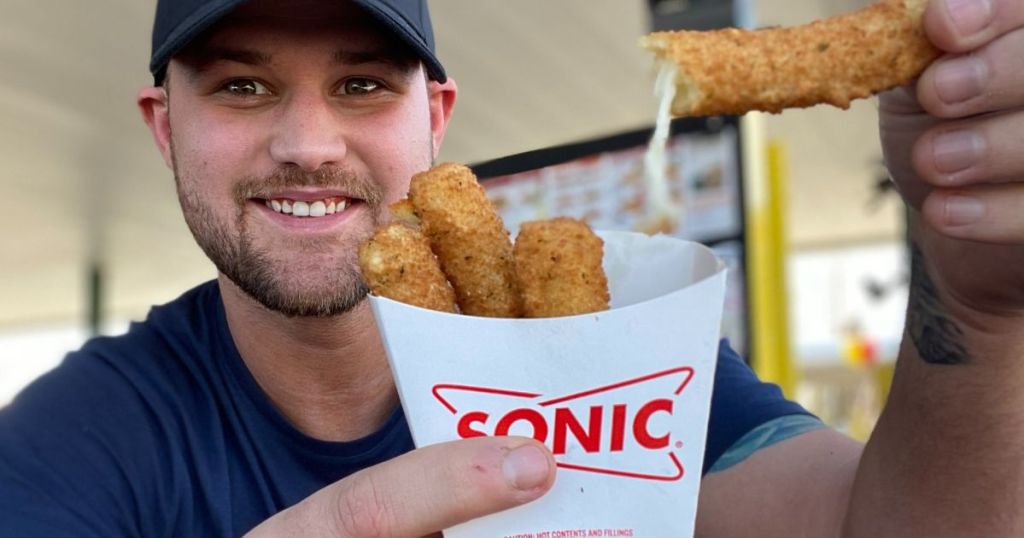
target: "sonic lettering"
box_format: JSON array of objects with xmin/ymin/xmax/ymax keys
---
[{"xmin": 455, "ymin": 399, "xmax": 674, "ymax": 455}]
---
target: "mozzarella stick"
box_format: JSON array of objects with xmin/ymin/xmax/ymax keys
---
[
  {"xmin": 639, "ymin": 0, "xmax": 939, "ymax": 116},
  {"xmin": 408, "ymin": 162, "xmax": 523, "ymax": 318},
  {"xmin": 388, "ymin": 198, "xmax": 420, "ymax": 227},
  {"xmin": 358, "ymin": 223, "xmax": 457, "ymax": 313},
  {"xmin": 514, "ymin": 218, "xmax": 610, "ymax": 318}
]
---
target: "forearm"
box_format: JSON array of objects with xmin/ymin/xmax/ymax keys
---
[{"xmin": 843, "ymin": 225, "xmax": 1024, "ymax": 536}]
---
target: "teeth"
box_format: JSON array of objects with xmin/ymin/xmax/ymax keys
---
[
  {"xmin": 309, "ymin": 200, "xmax": 326, "ymax": 217},
  {"xmin": 264, "ymin": 197, "xmax": 350, "ymax": 218}
]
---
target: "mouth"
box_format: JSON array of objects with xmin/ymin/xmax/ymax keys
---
[{"xmin": 259, "ymin": 195, "xmax": 352, "ymax": 218}]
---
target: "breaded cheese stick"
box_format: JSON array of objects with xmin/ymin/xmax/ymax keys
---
[
  {"xmin": 388, "ymin": 198, "xmax": 420, "ymax": 227},
  {"xmin": 408, "ymin": 162, "xmax": 523, "ymax": 318},
  {"xmin": 514, "ymin": 218, "xmax": 610, "ymax": 318},
  {"xmin": 358, "ymin": 223, "xmax": 457, "ymax": 313},
  {"xmin": 639, "ymin": 0, "xmax": 939, "ymax": 116}
]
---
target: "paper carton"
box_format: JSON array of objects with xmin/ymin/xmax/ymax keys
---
[{"xmin": 370, "ymin": 230, "xmax": 727, "ymax": 538}]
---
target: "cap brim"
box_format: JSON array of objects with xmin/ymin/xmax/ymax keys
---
[{"xmin": 350, "ymin": 0, "xmax": 447, "ymax": 82}]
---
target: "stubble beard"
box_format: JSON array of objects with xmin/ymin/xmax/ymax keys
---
[{"xmin": 170, "ymin": 140, "xmax": 388, "ymax": 318}]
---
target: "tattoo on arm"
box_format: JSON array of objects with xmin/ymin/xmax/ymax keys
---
[{"xmin": 906, "ymin": 243, "xmax": 970, "ymax": 365}]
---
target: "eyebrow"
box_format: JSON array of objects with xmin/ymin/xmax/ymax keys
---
[
  {"xmin": 184, "ymin": 46, "xmax": 272, "ymax": 81},
  {"xmin": 332, "ymin": 47, "xmax": 419, "ymax": 70},
  {"xmin": 205, "ymin": 47, "xmax": 273, "ymax": 66}
]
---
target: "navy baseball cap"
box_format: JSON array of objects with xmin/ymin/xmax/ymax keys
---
[{"xmin": 149, "ymin": 0, "xmax": 447, "ymax": 85}]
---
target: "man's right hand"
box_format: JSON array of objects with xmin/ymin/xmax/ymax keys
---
[{"xmin": 245, "ymin": 436, "xmax": 555, "ymax": 537}]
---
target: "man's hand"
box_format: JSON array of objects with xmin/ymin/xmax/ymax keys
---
[
  {"xmin": 245, "ymin": 437, "xmax": 555, "ymax": 537},
  {"xmin": 844, "ymin": 5, "xmax": 1024, "ymax": 536},
  {"xmin": 880, "ymin": 0, "xmax": 1024, "ymax": 322}
]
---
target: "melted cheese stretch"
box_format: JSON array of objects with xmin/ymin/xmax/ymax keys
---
[{"xmin": 642, "ymin": 61, "xmax": 681, "ymax": 231}]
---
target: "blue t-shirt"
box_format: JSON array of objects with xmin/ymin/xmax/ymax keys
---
[{"xmin": 0, "ymin": 281, "xmax": 808, "ymax": 536}]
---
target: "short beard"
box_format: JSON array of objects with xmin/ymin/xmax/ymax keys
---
[
  {"xmin": 171, "ymin": 141, "xmax": 386, "ymax": 318},
  {"xmin": 230, "ymin": 229, "xmax": 371, "ymax": 318}
]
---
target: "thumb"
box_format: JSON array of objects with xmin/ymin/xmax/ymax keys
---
[{"xmin": 247, "ymin": 436, "xmax": 556, "ymax": 537}]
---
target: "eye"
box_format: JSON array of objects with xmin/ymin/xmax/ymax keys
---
[
  {"xmin": 341, "ymin": 77, "xmax": 382, "ymax": 95},
  {"xmin": 222, "ymin": 79, "xmax": 269, "ymax": 96}
]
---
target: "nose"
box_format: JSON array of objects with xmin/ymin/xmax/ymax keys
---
[{"xmin": 269, "ymin": 91, "xmax": 347, "ymax": 172}]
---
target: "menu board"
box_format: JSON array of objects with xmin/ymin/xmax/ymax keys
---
[{"xmin": 474, "ymin": 117, "xmax": 749, "ymax": 355}]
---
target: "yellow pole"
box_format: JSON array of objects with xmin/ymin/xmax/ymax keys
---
[{"xmin": 744, "ymin": 126, "xmax": 798, "ymax": 397}]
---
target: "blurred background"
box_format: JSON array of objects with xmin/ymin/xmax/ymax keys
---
[{"xmin": 1, "ymin": 0, "xmax": 904, "ymax": 440}]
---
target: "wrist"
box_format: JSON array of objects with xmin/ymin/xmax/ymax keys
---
[{"xmin": 906, "ymin": 224, "xmax": 1024, "ymax": 366}]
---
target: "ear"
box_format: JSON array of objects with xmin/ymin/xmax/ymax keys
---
[
  {"xmin": 426, "ymin": 76, "xmax": 458, "ymax": 160},
  {"xmin": 137, "ymin": 85, "xmax": 173, "ymax": 169}
]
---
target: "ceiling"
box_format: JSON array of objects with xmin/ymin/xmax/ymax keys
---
[{"xmin": 0, "ymin": 0, "xmax": 904, "ymax": 329}]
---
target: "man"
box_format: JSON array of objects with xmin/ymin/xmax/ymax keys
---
[{"xmin": 1, "ymin": 0, "xmax": 1022, "ymax": 535}]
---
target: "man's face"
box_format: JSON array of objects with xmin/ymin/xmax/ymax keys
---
[{"xmin": 159, "ymin": 0, "xmax": 445, "ymax": 317}]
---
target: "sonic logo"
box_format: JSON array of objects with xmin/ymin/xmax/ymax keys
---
[{"xmin": 431, "ymin": 366, "xmax": 694, "ymax": 482}]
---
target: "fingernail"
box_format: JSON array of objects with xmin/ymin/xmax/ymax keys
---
[
  {"xmin": 935, "ymin": 56, "xmax": 987, "ymax": 104},
  {"xmin": 945, "ymin": 0, "xmax": 993, "ymax": 37},
  {"xmin": 502, "ymin": 445, "xmax": 550, "ymax": 490},
  {"xmin": 944, "ymin": 195, "xmax": 986, "ymax": 226},
  {"xmin": 933, "ymin": 130, "xmax": 984, "ymax": 174}
]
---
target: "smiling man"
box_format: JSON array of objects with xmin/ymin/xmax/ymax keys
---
[
  {"xmin": 144, "ymin": 0, "xmax": 458, "ymax": 447},
  {"xmin": 3, "ymin": 0, "xmax": 1024, "ymax": 536},
  {"xmin": 160, "ymin": 2, "xmax": 440, "ymax": 318}
]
